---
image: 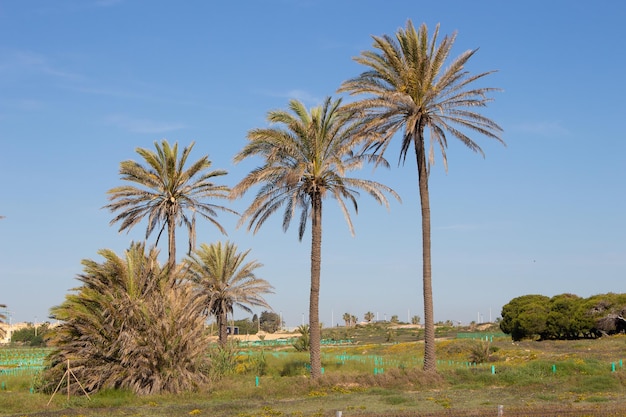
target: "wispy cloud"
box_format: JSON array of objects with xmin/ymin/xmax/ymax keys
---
[
  {"xmin": 0, "ymin": 49, "xmax": 196, "ymax": 109},
  {"xmin": 512, "ymin": 121, "xmax": 569, "ymax": 137},
  {"xmin": 0, "ymin": 98, "xmax": 45, "ymax": 112},
  {"xmin": 74, "ymin": 85, "xmax": 199, "ymax": 107},
  {"xmin": 0, "ymin": 49, "xmax": 83, "ymax": 81},
  {"xmin": 105, "ymin": 114, "xmax": 187, "ymax": 134},
  {"xmin": 14, "ymin": 99, "xmax": 44, "ymax": 111},
  {"xmin": 73, "ymin": 86, "xmax": 151, "ymax": 100}
]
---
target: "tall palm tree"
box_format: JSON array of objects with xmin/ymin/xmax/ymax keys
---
[
  {"xmin": 230, "ymin": 97, "xmax": 400, "ymax": 378},
  {"xmin": 105, "ymin": 140, "xmax": 235, "ymax": 269},
  {"xmin": 46, "ymin": 243, "xmax": 210, "ymax": 395},
  {"xmin": 339, "ymin": 20, "xmax": 504, "ymax": 372},
  {"xmin": 185, "ymin": 241, "xmax": 274, "ymax": 347}
]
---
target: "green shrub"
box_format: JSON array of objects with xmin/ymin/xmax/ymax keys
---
[
  {"xmin": 383, "ymin": 394, "xmax": 411, "ymax": 405},
  {"xmin": 280, "ymin": 360, "xmax": 309, "ymax": 377},
  {"xmin": 570, "ymin": 375, "xmax": 620, "ymax": 393},
  {"xmin": 89, "ymin": 388, "xmax": 136, "ymax": 407},
  {"xmin": 468, "ymin": 341, "xmax": 499, "ymax": 364},
  {"xmin": 209, "ymin": 342, "xmax": 237, "ymax": 379}
]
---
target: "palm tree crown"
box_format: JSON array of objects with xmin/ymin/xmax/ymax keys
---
[
  {"xmin": 105, "ymin": 140, "xmax": 235, "ymax": 268},
  {"xmin": 185, "ymin": 241, "xmax": 273, "ymax": 347},
  {"xmin": 340, "ymin": 20, "xmax": 503, "ymax": 168},
  {"xmin": 339, "ymin": 20, "xmax": 503, "ymax": 372},
  {"xmin": 230, "ymin": 96, "xmax": 400, "ymax": 378},
  {"xmin": 232, "ymin": 97, "xmax": 399, "ymax": 238}
]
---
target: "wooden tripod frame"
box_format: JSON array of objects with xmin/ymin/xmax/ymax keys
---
[{"xmin": 47, "ymin": 359, "xmax": 91, "ymax": 406}]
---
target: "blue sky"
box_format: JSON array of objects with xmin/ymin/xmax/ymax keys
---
[{"xmin": 1, "ymin": 1, "xmax": 624, "ymax": 327}]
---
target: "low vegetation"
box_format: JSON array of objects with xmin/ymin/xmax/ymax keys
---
[{"xmin": 1, "ymin": 325, "xmax": 625, "ymax": 416}]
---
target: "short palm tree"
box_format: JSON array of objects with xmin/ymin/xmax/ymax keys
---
[
  {"xmin": 230, "ymin": 97, "xmax": 400, "ymax": 378},
  {"xmin": 292, "ymin": 324, "xmax": 310, "ymax": 352},
  {"xmin": 343, "ymin": 312, "xmax": 351, "ymax": 327},
  {"xmin": 46, "ymin": 243, "xmax": 210, "ymax": 395},
  {"xmin": 185, "ymin": 241, "xmax": 274, "ymax": 347},
  {"xmin": 105, "ymin": 140, "xmax": 235, "ymax": 269},
  {"xmin": 339, "ymin": 20, "xmax": 504, "ymax": 372}
]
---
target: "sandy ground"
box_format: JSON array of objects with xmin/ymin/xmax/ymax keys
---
[{"xmin": 208, "ymin": 331, "xmax": 300, "ymax": 343}]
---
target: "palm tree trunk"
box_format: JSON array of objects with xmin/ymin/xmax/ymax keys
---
[
  {"xmin": 414, "ymin": 128, "xmax": 436, "ymax": 373},
  {"xmin": 218, "ymin": 310, "xmax": 228, "ymax": 347},
  {"xmin": 309, "ymin": 193, "xmax": 322, "ymax": 379},
  {"xmin": 167, "ymin": 212, "xmax": 176, "ymax": 270}
]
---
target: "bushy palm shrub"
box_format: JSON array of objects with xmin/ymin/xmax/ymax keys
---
[
  {"xmin": 44, "ymin": 243, "xmax": 210, "ymax": 395},
  {"xmin": 293, "ymin": 325, "xmax": 310, "ymax": 352}
]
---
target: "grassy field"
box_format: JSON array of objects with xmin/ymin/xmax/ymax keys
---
[{"xmin": 1, "ymin": 325, "xmax": 626, "ymax": 416}]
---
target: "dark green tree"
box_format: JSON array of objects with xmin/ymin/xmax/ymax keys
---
[
  {"xmin": 11, "ymin": 323, "xmax": 49, "ymax": 346},
  {"xmin": 500, "ymin": 295, "xmax": 550, "ymax": 341},
  {"xmin": 259, "ymin": 311, "xmax": 282, "ymax": 333},
  {"xmin": 545, "ymin": 293, "xmax": 584, "ymax": 339},
  {"xmin": 233, "ymin": 318, "xmax": 257, "ymax": 335},
  {"xmin": 581, "ymin": 293, "xmax": 626, "ymax": 336}
]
